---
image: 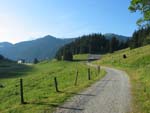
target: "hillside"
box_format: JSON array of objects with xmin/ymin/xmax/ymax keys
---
[
  {"xmin": 0, "ymin": 56, "xmax": 105, "ymax": 113},
  {"xmin": 0, "ymin": 35, "xmax": 74, "ymax": 62},
  {"xmin": 95, "ymin": 45, "xmax": 150, "ymax": 113}
]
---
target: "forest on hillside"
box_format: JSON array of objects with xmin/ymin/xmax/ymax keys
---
[
  {"xmin": 56, "ymin": 27, "xmax": 150, "ymax": 61},
  {"xmin": 55, "ymin": 33, "xmax": 129, "ymax": 60}
]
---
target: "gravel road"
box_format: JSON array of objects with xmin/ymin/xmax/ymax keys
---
[{"xmin": 54, "ymin": 65, "xmax": 131, "ymax": 113}]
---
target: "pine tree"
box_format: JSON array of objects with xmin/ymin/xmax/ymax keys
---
[
  {"xmin": 55, "ymin": 33, "xmax": 128, "ymax": 58},
  {"xmin": 129, "ymin": 27, "xmax": 150, "ymax": 49},
  {"xmin": 109, "ymin": 37, "xmax": 119, "ymax": 53},
  {"xmin": 0, "ymin": 54, "xmax": 4, "ymax": 60},
  {"xmin": 63, "ymin": 49, "xmax": 73, "ymax": 61},
  {"xmin": 33, "ymin": 58, "xmax": 39, "ymax": 64}
]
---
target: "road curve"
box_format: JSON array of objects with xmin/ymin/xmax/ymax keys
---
[{"xmin": 54, "ymin": 66, "xmax": 131, "ymax": 113}]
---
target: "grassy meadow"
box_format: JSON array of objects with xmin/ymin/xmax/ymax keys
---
[
  {"xmin": 94, "ymin": 45, "xmax": 150, "ymax": 113},
  {"xmin": 0, "ymin": 57, "xmax": 105, "ymax": 113},
  {"xmin": 73, "ymin": 54, "xmax": 88, "ymax": 61}
]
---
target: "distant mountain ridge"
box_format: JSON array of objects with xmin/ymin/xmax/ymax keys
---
[
  {"xmin": 104, "ymin": 33, "xmax": 130, "ymax": 42},
  {"xmin": 0, "ymin": 33, "xmax": 129, "ymax": 62},
  {"xmin": 0, "ymin": 35, "xmax": 74, "ymax": 62},
  {"xmin": 0, "ymin": 42, "xmax": 13, "ymax": 48}
]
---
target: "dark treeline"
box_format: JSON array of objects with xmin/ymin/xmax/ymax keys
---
[
  {"xmin": 55, "ymin": 33, "xmax": 129, "ymax": 61},
  {"xmin": 0, "ymin": 54, "xmax": 4, "ymax": 60},
  {"xmin": 130, "ymin": 27, "xmax": 150, "ymax": 49},
  {"xmin": 0, "ymin": 54, "xmax": 12, "ymax": 62}
]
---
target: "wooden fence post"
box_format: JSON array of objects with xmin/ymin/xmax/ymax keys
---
[
  {"xmin": 54, "ymin": 77, "xmax": 59, "ymax": 92},
  {"xmin": 74, "ymin": 70, "xmax": 78, "ymax": 86},
  {"xmin": 98, "ymin": 65, "xmax": 100, "ymax": 75},
  {"xmin": 20, "ymin": 78, "xmax": 24, "ymax": 104},
  {"xmin": 88, "ymin": 68, "xmax": 91, "ymax": 80}
]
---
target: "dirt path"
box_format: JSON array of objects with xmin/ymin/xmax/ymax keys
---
[{"xmin": 54, "ymin": 65, "xmax": 131, "ymax": 113}]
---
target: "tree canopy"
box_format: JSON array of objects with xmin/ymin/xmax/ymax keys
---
[
  {"xmin": 129, "ymin": 27, "xmax": 150, "ymax": 49},
  {"xmin": 129, "ymin": 0, "xmax": 150, "ymax": 26}
]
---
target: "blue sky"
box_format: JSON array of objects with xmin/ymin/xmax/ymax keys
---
[{"xmin": 0, "ymin": 0, "xmax": 140, "ymax": 43}]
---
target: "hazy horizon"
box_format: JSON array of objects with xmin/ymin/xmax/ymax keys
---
[{"xmin": 0, "ymin": 33, "xmax": 131, "ymax": 44}]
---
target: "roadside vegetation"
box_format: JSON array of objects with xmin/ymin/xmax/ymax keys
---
[
  {"xmin": 0, "ymin": 56, "xmax": 105, "ymax": 113},
  {"xmin": 95, "ymin": 45, "xmax": 150, "ymax": 113}
]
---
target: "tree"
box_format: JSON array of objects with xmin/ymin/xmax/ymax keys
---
[
  {"xmin": 109, "ymin": 37, "xmax": 119, "ymax": 53},
  {"xmin": 55, "ymin": 33, "xmax": 128, "ymax": 57},
  {"xmin": 33, "ymin": 58, "xmax": 39, "ymax": 64},
  {"xmin": 55, "ymin": 49, "xmax": 62, "ymax": 61},
  {"xmin": 55, "ymin": 53, "xmax": 62, "ymax": 61},
  {"xmin": 0, "ymin": 54, "xmax": 4, "ymax": 60},
  {"xmin": 129, "ymin": 27, "xmax": 150, "ymax": 49},
  {"xmin": 129, "ymin": 0, "xmax": 150, "ymax": 26},
  {"xmin": 63, "ymin": 49, "xmax": 73, "ymax": 61}
]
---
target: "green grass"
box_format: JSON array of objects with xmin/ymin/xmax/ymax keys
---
[
  {"xmin": 94, "ymin": 45, "xmax": 150, "ymax": 113},
  {"xmin": 0, "ymin": 58, "xmax": 105, "ymax": 113},
  {"xmin": 73, "ymin": 54, "xmax": 88, "ymax": 61}
]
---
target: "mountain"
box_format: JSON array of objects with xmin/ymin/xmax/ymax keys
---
[
  {"xmin": 0, "ymin": 42, "xmax": 13, "ymax": 49},
  {"xmin": 104, "ymin": 33, "xmax": 130, "ymax": 42},
  {"xmin": 0, "ymin": 35, "xmax": 74, "ymax": 62},
  {"xmin": 0, "ymin": 33, "xmax": 129, "ymax": 62}
]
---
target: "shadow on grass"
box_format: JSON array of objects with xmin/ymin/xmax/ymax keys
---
[
  {"xmin": 72, "ymin": 59, "xmax": 88, "ymax": 62},
  {"xmin": 57, "ymin": 106, "xmax": 83, "ymax": 111},
  {"xmin": 58, "ymin": 91, "xmax": 96, "ymax": 97},
  {"xmin": 29, "ymin": 102, "xmax": 84, "ymax": 111},
  {"xmin": 72, "ymin": 59, "xmax": 99, "ymax": 63},
  {"xmin": 0, "ymin": 63, "xmax": 34, "ymax": 79},
  {"xmin": 28, "ymin": 102, "xmax": 59, "ymax": 107},
  {"xmin": 69, "ymin": 92, "xmax": 95, "ymax": 96}
]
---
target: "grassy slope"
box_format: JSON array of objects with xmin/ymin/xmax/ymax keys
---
[
  {"xmin": 0, "ymin": 57, "xmax": 105, "ymax": 113},
  {"xmin": 94, "ymin": 45, "xmax": 150, "ymax": 113}
]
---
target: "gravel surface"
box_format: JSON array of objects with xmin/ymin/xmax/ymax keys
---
[{"xmin": 54, "ymin": 65, "xmax": 131, "ymax": 113}]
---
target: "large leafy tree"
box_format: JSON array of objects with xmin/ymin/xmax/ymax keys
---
[{"xmin": 129, "ymin": 0, "xmax": 150, "ymax": 26}]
